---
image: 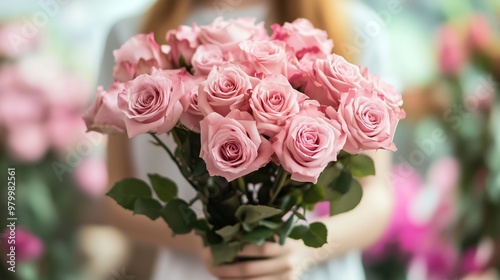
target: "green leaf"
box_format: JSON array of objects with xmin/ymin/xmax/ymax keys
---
[
  {"xmin": 259, "ymin": 220, "xmax": 280, "ymax": 229},
  {"xmin": 242, "ymin": 226, "xmax": 274, "ymax": 245},
  {"xmin": 349, "ymin": 154, "xmax": 375, "ymax": 177},
  {"xmin": 106, "ymin": 178, "xmax": 151, "ymax": 210},
  {"xmin": 133, "ymin": 197, "xmax": 162, "ymax": 220},
  {"xmin": 303, "ymin": 185, "xmax": 326, "ymax": 204},
  {"xmin": 289, "ymin": 223, "xmax": 328, "ymax": 248},
  {"xmin": 216, "ymin": 224, "xmax": 241, "ymax": 242},
  {"xmin": 293, "ymin": 210, "xmax": 306, "ymax": 220},
  {"xmin": 278, "ymin": 215, "xmax": 295, "ymax": 245},
  {"xmin": 148, "ymin": 174, "xmax": 178, "ymax": 202},
  {"xmin": 235, "ymin": 205, "xmax": 282, "ymax": 224},
  {"xmin": 161, "ymin": 199, "xmax": 197, "ymax": 234},
  {"xmin": 211, "ymin": 242, "xmax": 241, "ymax": 265},
  {"xmin": 329, "ymin": 171, "xmax": 352, "ymax": 194},
  {"xmin": 289, "ymin": 225, "xmax": 308, "ymax": 240},
  {"xmin": 302, "ymin": 222, "xmax": 328, "ymax": 248},
  {"xmin": 330, "ymin": 179, "xmax": 363, "ymax": 216}
]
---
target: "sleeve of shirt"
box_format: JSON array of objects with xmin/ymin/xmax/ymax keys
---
[{"xmin": 96, "ymin": 16, "xmax": 139, "ymax": 88}]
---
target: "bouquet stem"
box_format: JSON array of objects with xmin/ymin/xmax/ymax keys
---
[
  {"xmin": 149, "ymin": 132, "xmax": 197, "ymax": 189},
  {"xmin": 270, "ymin": 167, "xmax": 288, "ymax": 204}
]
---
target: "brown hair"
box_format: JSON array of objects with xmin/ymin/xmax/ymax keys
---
[{"xmin": 141, "ymin": 0, "xmax": 355, "ymax": 62}]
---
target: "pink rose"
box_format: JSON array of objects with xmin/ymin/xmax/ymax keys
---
[
  {"xmin": 2, "ymin": 227, "xmax": 44, "ymax": 263},
  {"xmin": 112, "ymin": 33, "xmax": 167, "ymax": 82},
  {"xmin": 239, "ymin": 40, "xmax": 288, "ymax": 76},
  {"xmin": 191, "ymin": 44, "xmax": 227, "ymax": 76},
  {"xmin": 198, "ymin": 63, "xmax": 257, "ymax": 116},
  {"xmin": 438, "ymin": 26, "xmax": 466, "ymax": 76},
  {"xmin": 360, "ymin": 67, "xmax": 406, "ymax": 118},
  {"xmin": 468, "ymin": 14, "xmax": 492, "ymax": 51},
  {"xmin": 179, "ymin": 75, "xmax": 206, "ymax": 132},
  {"xmin": 7, "ymin": 124, "xmax": 48, "ymax": 163},
  {"xmin": 272, "ymin": 106, "xmax": 346, "ymax": 183},
  {"xmin": 199, "ymin": 110, "xmax": 273, "ymax": 182},
  {"xmin": 271, "ymin": 18, "xmax": 333, "ymax": 59},
  {"xmin": 303, "ymin": 54, "xmax": 364, "ymax": 109},
  {"xmin": 118, "ymin": 70, "xmax": 185, "ymax": 138},
  {"xmin": 83, "ymin": 82, "xmax": 126, "ymax": 134},
  {"xmin": 328, "ymin": 88, "xmax": 399, "ymax": 154},
  {"xmin": 198, "ymin": 17, "xmax": 268, "ymax": 55},
  {"xmin": 166, "ymin": 24, "xmax": 200, "ymax": 68},
  {"xmin": 249, "ymin": 75, "xmax": 307, "ymax": 136}
]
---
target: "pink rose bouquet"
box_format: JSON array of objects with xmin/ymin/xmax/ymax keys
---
[{"xmin": 84, "ymin": 17, "xmax": 404, "ymax": 265}]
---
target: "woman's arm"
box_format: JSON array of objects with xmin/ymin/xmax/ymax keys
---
[
  {"xmin": 316, "ymin": 149, "xmax": 394, "ymax": 258},
  {"xmin": 103, "ymin": 133, "xmax": 206, "ymax": 256}
]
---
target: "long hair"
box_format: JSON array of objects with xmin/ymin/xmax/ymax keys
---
[{"xmin": 141, "ymin": 0, "xmax": 354, "ymax": 62}]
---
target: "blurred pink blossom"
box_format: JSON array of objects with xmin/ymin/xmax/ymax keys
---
[
  {"xmin": 468, "ymin": 15, "xmax": 492, "ymax": 51},
  {"xmin": 0, "ymin": 55, "xmax": 91, "ymax": 163},
  {"xmin": 438, "ymin": 25, "xmax": 467, "ymax": 76},
  {"xmin": 74, "ymin": 157, "xmax": 108, "ymax": 197},
  {"xmin": 366, "ymin": 160, "xmax": 460, "ymax": 279},
  {"xmin": 7, "ymin": 124, "xmax": 49, "ymax": 162},
  {"xmin": 46, "ymin": 107, "xmax": 87, "ymax": 152},
  {"xmin": 2, "ymin": 227, "xmax": 44, "ymax": 263},
  {"xmin": 0, "ymin": 23, "xmax": 40, "ymax": 58},
  {"xmin": 365, "ymin": 164, "xmax": 424, "ymax": 259}
]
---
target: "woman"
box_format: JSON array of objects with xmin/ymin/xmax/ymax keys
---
[{"xmin": 101, "ymin": 0, "xmax": 396, "ymax": 279}]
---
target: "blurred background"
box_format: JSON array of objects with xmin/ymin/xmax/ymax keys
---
[{"xmin": 0, "ymin": 0, "xmax": 499, "ymax": 279}]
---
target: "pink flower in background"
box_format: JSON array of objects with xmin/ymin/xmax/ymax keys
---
[
  {"xmin": 461, "ymin": 241, "xmax": 494, "ymax": 275},
  {"xmin": 118, "ymin": 70, "xmax": 186, "ymax": 138},
  {"xmin": 191, "ymin": 44, "xmax": 227, "ymax": 76},
  {"xmin": 166, "ymin": 24, "xmax": 200, "ymax": 67},
  {"xmin": 199, "ymin": 17, "xmax": 268, "ymax": 56},
  {"xmin": 303, "ymin": 54, "xmax": 364, "ymax": 108},
  {"xmin": 113, "ymin": 33, "xmax": 167, "ymax": 82},
  {"xmin": 314, "ymin": 201, "xmax": 330, "ymax": 217},
  {"xmin": 239, "ymin": 40, "xmax": 288, "ymax": 77},
  {"xmin": 198, "ymin": 63, "xmax": 257, "ymax": 116},
  {"xmin": 0, "ymin": 23, "xmax": 40, "ymax": 58},
  {"xmin": 2, "ymin": 228, "xmax": 44, "ymax": 263},
  {"xmin": 438, "ymin": 25, "xmax": 466, "ymax": 76},
  {"xmin": 365, "ymin": 164, "xmax": 424, "ymax": 259},
  {"xmin": 0, "ymin": 90, "xmax": 44, "ymax": 128},
  {"xmin": 366, "ymin": 161, "xmax": 461, "ymax": 279},
  {"xmin": 328, "ymin": 88, "xmax": 399, "ymax": 154},
  {"xmin": 179, "ymin": 75, "xmax": 206, "ymax": 132},
  {"xmin": 271, "ymin": 18, "xmax": 333, "ymax": 59},
  {"xmin": 200, "ymin": 110, "xmax": 273, "ymax": 182},
  {"xmin": 83, "ymin": 83, "xmax": 126, "ymax": 134},
  {"xmin": 74, "ymin": 157, "xmax": 108, "ymax": 197},
  {"xmin": 7, "ymin": 124, "xmax": 49, "ymax": 162},
  {"xmin": 272, "ymin": 105, "xmax": 346, "ymax": 183},
  {"xmin": 47, "ymin": 107, "xmax": 87, "ymax": 152},
  {"xmin": 249, "ymin": 75, "xmax": 307, "ymax": 136},
  {"xmin": 468, "ymin": 14, "xmax": 492, "ymax": 51}
]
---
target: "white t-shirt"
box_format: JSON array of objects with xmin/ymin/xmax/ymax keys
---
[{"xmin": 99, "ymin": 1, "xmax": 395, "ymax": 279}]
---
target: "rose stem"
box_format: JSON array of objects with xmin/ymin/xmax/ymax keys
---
[
  {"xmin": 270, "ymin": 167, "xmax": 288, "ymax": 205},
  {"xmin": 148, "ymin": 132, "xmax": 197, "ymax": 189}
]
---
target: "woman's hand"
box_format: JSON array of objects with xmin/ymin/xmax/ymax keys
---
[{"xmin": 203, "ymin": 240, "xmax": 316, "ymax": 280}]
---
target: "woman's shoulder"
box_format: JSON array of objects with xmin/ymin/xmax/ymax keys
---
[{"xmin": 106, "ymin": 15, "xmax": 142, "ymax": 46}]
